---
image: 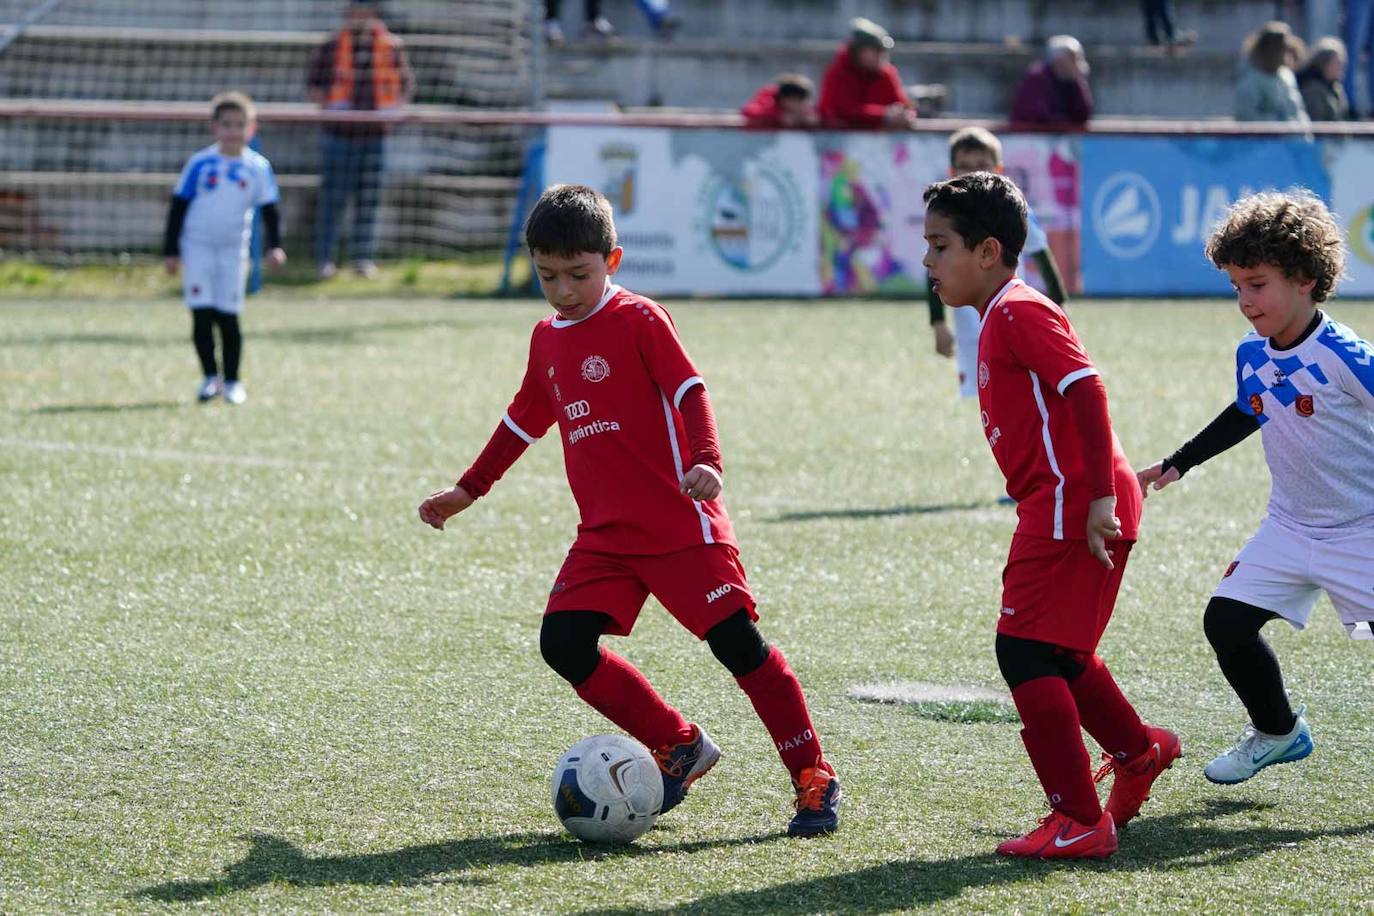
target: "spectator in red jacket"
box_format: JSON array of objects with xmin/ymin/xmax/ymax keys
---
[
  {"xmin": 741, "ymin": 74, "xmax": 818, "ymax": 128},
  {"xmin": 1010, "ymin": 35, "xmax": 1094, "ymax": 126},
  {"xmin": 818, "ymin": 17, "xmax": 917, "ymax": 130}
]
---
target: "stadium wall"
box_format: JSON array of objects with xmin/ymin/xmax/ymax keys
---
[{"xmin": 542, "ymin": 124, "xmax": 1374, "ymax": 298}]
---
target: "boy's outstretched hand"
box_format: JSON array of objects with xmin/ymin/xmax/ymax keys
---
[
  {"xmin": 1136, "ymin": 461, "xmax": 1180, "ymax": 499},
  {"xmin": 266, "ymin": 247, "xmax": 287, "ymax": 270},
  {"xmin": 680, "ymin": 464, "xmax": 722, "ymax": 502},
  {"xmin": 418, "ymin": 485, "xmax": 474, "ymax": 530},
  {"xmin": 1086, "ymin": 495, "xmax": 1121, "ymax": 570}
]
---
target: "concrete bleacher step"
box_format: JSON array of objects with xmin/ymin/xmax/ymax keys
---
[{"xmin": 546, "ymin": 37, "xmax": 1242, "ymax": 119}]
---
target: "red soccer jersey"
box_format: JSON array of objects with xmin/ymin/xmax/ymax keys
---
[
  {"xmin": 976, "ymin": 279, "xmax": 1141, "ymax": 541},
  {"xmin": 501, "ymin": 283, "xmax": 736, "ymax": 555}
]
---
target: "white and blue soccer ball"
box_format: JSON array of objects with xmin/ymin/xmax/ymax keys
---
[{"xmin": 551, "ymin": 734, "xmax": 663, "ymax": 843}]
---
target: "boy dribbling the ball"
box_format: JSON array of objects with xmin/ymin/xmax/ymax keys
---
[
  {"xmin": 922, "ymin": 172, "xmax": 1179, "ymax": 859},
  {"xmin": 419, "ymin": 184, "xmax": 841, "ymax": 837},
  {"xmin": 162, "ymin": 91, "xmax": 285, "ymax": 405}
]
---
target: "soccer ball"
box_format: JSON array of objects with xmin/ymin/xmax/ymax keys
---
[{"xmin": 551, "ymin": 734, "xmax": 664, "ymax": 843}]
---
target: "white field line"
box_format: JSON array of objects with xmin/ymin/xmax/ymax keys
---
[{"xmin": 0, "ymin": 436, "xmax": 566, "ymax": 485}]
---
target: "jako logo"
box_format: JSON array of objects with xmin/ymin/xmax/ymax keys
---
[
  {"xmin": 705, "ymin": 583, "xmax": 733, "ymax": 603},
  {"xmin": 777, "ymin": 729, "xmax": 813, "ymax": 752},
  {"xmin": 1092, "ymin": 171, "xmax": 1161, "ymax": 260},
  {"xmin": 564, "ymin": 399, "xmax": 590, "ymax": 420}
]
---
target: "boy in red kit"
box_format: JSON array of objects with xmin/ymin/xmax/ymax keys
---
[
  {"xmin": 922, "ymin": 173, "xmax": 1179, "ymax": 859},
  {"xmin": 418, "ymin": 185, "xmax": 841, "ymax": 837}
]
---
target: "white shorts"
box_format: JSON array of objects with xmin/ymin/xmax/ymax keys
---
[
  {"xmin": 952, "ymin": 304, "xmax": 981, "ymax": 399},
  {"xmin": 1213, "ymin": 516, "xmax": 1374, "ymax": 640},
  {"xmin": 183, "ymin": 242, "xmax": 248, "ymax": 314}
]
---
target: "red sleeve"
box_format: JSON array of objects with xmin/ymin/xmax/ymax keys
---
[
  {"xmin": 1010, "ymin": 73, "xmax": 1052, "ymax": 123},
  {"xmin": 457, "ymin": 421, "xmax": 530, "ymax": 499},
  {"xmin": 883, "ymin": 65, "xmax": 915, "ymax": 112},
  {"xmin": 677, "ymin": 384, "xmax": 722, "ymax": 474},
  {"xmin": 818, "ymin": 54, "xmax": 888, "ymax": 128},
  {"xmin": 741, "ymin": 86, "xmax": 782, "ymax": 127},
  {"xmin": 1065, "ymin": 76, "xmax": 1094, "ymax": 123},
  {"xmin": 1063, "ymin": 375, "xmax": 1115, "ymax": 499},
  {"xmin": 503, "ymin": 335, "xmax": 557, "ymax": 445},
  {"xmin": 633, "ymin": 302, "xmax": 703, "ymax": 409},
  {"xmin": 1001, "ymin": 298, "xmax": 1098, "ymax": 397}
]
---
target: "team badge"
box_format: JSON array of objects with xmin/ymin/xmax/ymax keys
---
[
  {"xmin": 1296, "ymin": 394, "xmax": 1314, "ymax": 417},
  {"xmin": 581, "ymin": 355, "xmax": 611, "ymax": 383},
  {"xmin": 977, "ymin": 361, "xmax": 990, "ymax": 389},
  {"xmin": 1249, "ymin": 393, "xmax": 1265, "ymax": 415},
  {"xmin": 1223, "ymin": 561, "xmax": 1239, "ymax": 578},
  {"xmin": 206, "ymin": 172, "xmax": 218, "ymax": 189}
]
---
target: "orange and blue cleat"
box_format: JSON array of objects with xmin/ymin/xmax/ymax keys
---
[
  {"xmin": 996, "ymin": 809, "xmax": 1118, "ymax": 859},
  {"xmin": 1095, "ymin": 724, "xmax": 1182, "ymax": 828},
  {"xmin": 788, "ymin": 763, "xmax": 841, "ymax": 837},
  {"xmin": 653, "ymin": 723, "xmax": 721, "ymax": 814}
]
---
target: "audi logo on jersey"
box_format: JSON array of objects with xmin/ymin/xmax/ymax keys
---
[
  {"xmin": 564, "ymin": 399, "xmax": 591, "ymax": 420},
  {"xmin": 978, "ymin": 361, "xmax": 990, "ymax": 389}
]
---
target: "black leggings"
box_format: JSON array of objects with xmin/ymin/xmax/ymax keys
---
[
  {"xmin": 995, "ymin": 633, "xmax": 1088, "ymax": 690},
  {"xmin": 1204, "ymin": 596, "xmax": 1295, "ymax": 735},
  {"xmin": 191, "ymin": 308, "xmax": 242, "ymax": 381},
  {"xmin": 540, "ymin": 607, "xmax": 770, "ymax": 686}
]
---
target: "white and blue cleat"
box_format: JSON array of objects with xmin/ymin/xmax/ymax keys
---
[{"xmin": 1204, "ymin": 706, "xmax": 1313, "ymax": 785}]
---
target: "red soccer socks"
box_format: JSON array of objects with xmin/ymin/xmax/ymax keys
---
[
  {"xmin": 735, "ymin": 648, "xmax": 828, "ymax": 780},
  {"xmin": 1011, "ymin": 676, "xmax": 1103, "ymax": 827},
  {"xmin": 573, "ymin": 649, "xmax": 694, "ymax": 750}
]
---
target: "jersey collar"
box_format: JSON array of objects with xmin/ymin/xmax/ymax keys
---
[
  {"xmin": 550, "ymin": 281, "xmax": 620, "ymax": 329},
  {"xmin": 1268, "ymin": 309, "xmax": 1325, "ymax": 352},
  {"xmin": 978, "ymin": 277, "xmax": 1023, "ymax": 334}
]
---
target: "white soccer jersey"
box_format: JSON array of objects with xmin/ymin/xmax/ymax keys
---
[
  {"xmin": 1235, "ymin": 312, "xmax": 1374, "ymax": 536},
  {"xmin": 174, "ymin": 145, "xmax": 279, "ymax": 249}
]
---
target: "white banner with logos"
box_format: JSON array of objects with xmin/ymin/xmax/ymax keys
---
[
  {"xmin": 545, "ymin": 126, "xmax": 820, "ymax": 296},
  {"xmin": 1326, "ymin": 140, "xmax": 1374, "ymax": 297}
]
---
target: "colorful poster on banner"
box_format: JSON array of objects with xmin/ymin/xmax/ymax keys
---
[
  {"xmin": 545, "ymin": 126, "xmax": 820, "ymax": 296},
  {"xmin": 1081, "ymin": 137, "xmax": 1330, "ymax": 296},
  {"xmin": 816, "ymin": 134, "xmax": 946, "ymax": 295},
  {"xmin": 1002, "ymin": 136, "xmax": 1082, "ymax": 295},
  {"xmin": 1326, "ymin": 140, "xmax": 1374, "ymax": 297}
]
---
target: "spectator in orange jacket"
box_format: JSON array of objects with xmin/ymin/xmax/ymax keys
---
[
  {"xmin": 818, "ymin": 18, "xmax": 917, "ymax": 130},
  {"xmin": 741, "ymin": 74, "xmax": 818, "ymax": 128}
]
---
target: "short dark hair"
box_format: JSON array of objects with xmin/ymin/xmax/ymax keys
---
[
  {"xmin": 775, "ymin": 74, "xmax": 814, "ymax": 102},
  {"xmin": 210, "ymin": 91, "xmax": 255, "ymax": 122},
  {"xmin": 524, "ymin": 184, "xmax": 618, "ymax": 258},
  {"xmin": 922, "ymin": 172, "xmax": 1026, "ymax": 268},
  {"xmin": 948, "ymin": 126, "xmax": 1002, "ymax": 168},
  {"xmin": 1206, "ymin": 190, "xmax": 1345, "ymax": 303}
]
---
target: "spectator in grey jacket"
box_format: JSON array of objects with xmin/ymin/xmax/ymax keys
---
[
  {"xmin": 1236, "ymin": 21, "xmax": 1310, "ymax": 122},
  {"xmin": 1297, "ymin": 37, "xmax": 1351, "ymax": 120}
]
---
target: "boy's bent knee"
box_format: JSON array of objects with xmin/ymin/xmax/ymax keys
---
[
  {"xmin": 706, "ymin": 609, "xmax": 770, "ymax": 677},
  {"xmin": 1204, "ymin": 596, "xmax": 1275, "ymax": 653},
  {"xmin": 539, "ymin": 611, "xmax": 610, "ymax": 685},
  {"xmin": 994, "ymin": 633, "xmax": 1084, "ymax": 689}
]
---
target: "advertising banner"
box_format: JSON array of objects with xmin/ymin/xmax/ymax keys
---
[
  {"xmin": 545, "ymin": 126, "xmax": 820, "ymax": 296},
  {"xmin": 1080, "ymin": 136, "xmax": 1330, "ymax": 295},
  {"xmin": 1325, "ymin": 139, "xmax": 1374, "ymax": 297}
]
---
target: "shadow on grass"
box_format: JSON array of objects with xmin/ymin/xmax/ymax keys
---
[
  {"xmin": 576, "ymin": 799, "xmax": 1374, "ymax": 915},
  {"xmin": 768, "ymin": 500, "xmax": 998, "ymax": 523},
  {"xmin": 134, "ymin": 828, "xmax": 784, "ymax": 902},
  {"xmin": 0, "ymin": 318, "xmax": 477, "ymax": 349},
  {"xmin": 32, "ymin": 400, "xmax": 184, "ymax": 415}
]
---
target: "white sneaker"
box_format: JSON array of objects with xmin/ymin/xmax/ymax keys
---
[
  {"xmin": 223, "ymin": 381, "xmax": 247, "ymax": 405},
  {"xmin": 585, "ymin": 16, "xmax": 615, "ymax": 38},
  {"xmin": 1204, "ymin": 706, "xmax": 1313, "ymax": 785},
  {"xmin": 544, "ymin": 18, "xmax": 564, "ymax": 44},
  {"xmin": 197, "ymin": 375, "xmax": 222, "ymax": 402},
  {"xmin": 353, "ymin": 259, "xmax": 379, "ymax": 279},
  {"xmin": 317, "ymin": 261, "xmax": 337, "ymax": 280}
]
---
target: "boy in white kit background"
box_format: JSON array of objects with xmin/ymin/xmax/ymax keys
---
[
  {"xmin": 162, "ymin": 91, "xmax": 285, "ymax": 405},
  {"xmin": 1138, "ymin": 190, "xmax": 1374, "ymax": 787}
]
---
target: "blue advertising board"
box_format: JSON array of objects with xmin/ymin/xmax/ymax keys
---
[{"xmin": 1080, "ymin": 136, "xmax": 1330, "ymax": 296}]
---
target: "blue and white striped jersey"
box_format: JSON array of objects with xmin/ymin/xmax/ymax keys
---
[
  {"xmin": 173, "ymin": 144, "xmax": 279, "ymax": 248},
  {"xmin": 1235, "ymin": 312, "xmax": 1374, "ymax": 535}
]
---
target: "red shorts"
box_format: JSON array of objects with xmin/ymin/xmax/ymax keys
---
[
  {"xmin": 997, "ymin": 535, "xmax": 1134, "ymax": 653},
  {"xmin": 546, "ymin": 543, "xmax": 757, "ymax": 639}
]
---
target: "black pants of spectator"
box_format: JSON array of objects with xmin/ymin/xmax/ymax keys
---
[
  {"xmin": 545, "ymin": 0, "xmax": 600, "ymax": 20},
  {"xmin": 1141, "ymin": 0, "xmax": 1176, "ymax": 44},
  {"xmin": 192, "ymin": 308, "xmax": 242, "ymax": 382}
]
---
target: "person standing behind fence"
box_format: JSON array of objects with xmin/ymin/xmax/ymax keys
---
[
  {"xmin": 1010, "ymin": 35, "xmax": 1094, "ymax": 126},
  {"xmin": 818, "ymin": 18, "xmax": 917, "ymax": 130},
  {"xmin": 741, "ymin": 74, "xmax": 818, "ymax": 128},
  {"xmin": 1298, "ymin": 38, "xmax": 1351, "ymax": 120},
  {"xmin": 1236, "ymin": 21, "xmax": 1310, "ymax": 123},
  {"xmin": 307, "ymin": 0, "xmax": 415, "ymax": 280}
]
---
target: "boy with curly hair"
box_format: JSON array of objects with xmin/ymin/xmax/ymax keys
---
[{"xmin": 1138, "ymin": 190, "xmax": 1374, "ymax": 785}]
